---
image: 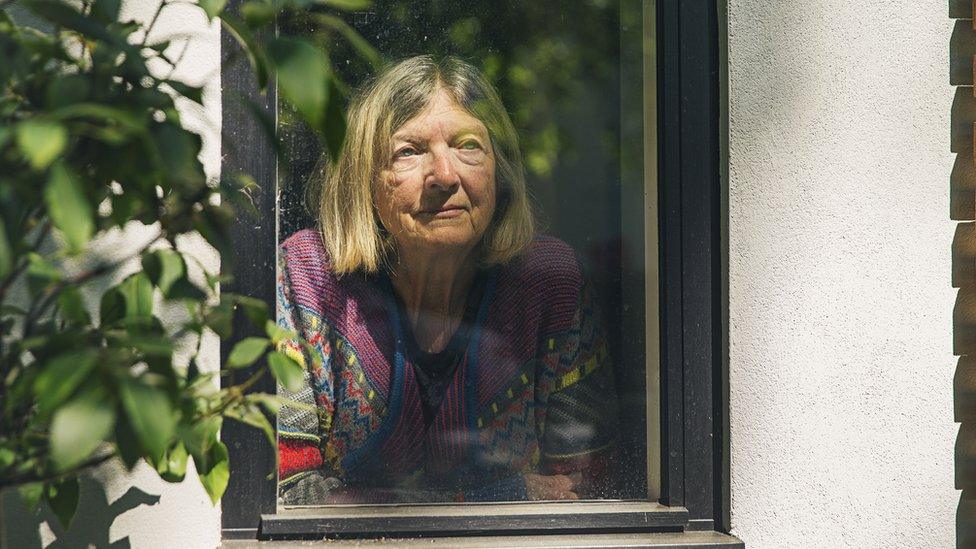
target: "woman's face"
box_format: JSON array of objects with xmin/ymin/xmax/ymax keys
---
[{"xmin": 376, "ymin": 88, "xmax": 496, "ymax": 259}]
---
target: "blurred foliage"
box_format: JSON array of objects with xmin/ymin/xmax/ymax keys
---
[
  {"xmin": 277, "ymin": 0, "xmax": 622, "ymax": 238},
  {"xmin": 337, "ymin": 0, "xmax": 620, "ymax": 180},
  {"xmin": 0, "ymin": 0, "xmax": 367, "ymax": 530}
]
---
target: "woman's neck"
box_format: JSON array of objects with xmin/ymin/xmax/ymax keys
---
[{"xmin": 389, "ymin": 248, "xmax": 478, "ymax": 353}]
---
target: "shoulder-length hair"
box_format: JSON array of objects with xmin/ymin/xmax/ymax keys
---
[{"xmin": 316, "ymin": 55, "xmax": 535, "ymax": 275}]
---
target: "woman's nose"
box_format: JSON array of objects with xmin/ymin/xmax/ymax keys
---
[{"xmin": 424, "ymin": 147, "xmax": 460, "ymax": 190}]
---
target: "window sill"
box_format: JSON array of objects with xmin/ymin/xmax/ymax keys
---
[
  {"xmin": 224, "ymin": 531, "xmax": 743, "ymax": 548},
  {"xmin": 247, "ymin": 501, "xmax": 693, "ymax": 540}
]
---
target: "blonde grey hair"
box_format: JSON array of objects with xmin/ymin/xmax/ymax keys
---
[{"xmin": 316, "ymin": 55, "xmax": 535, "ymax": 274}]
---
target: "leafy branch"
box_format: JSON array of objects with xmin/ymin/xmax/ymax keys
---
[{"xmin": 0, "ymin": 0, "xmax": 374, "ymax": 531}]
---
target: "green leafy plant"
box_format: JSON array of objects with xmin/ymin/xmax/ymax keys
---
[{"xmin": 0, "ymin": 0, "xmax": 367, "ymax": 531}]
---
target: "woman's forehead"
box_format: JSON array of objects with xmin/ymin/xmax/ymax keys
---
[{"xmin": 391, "ymin": 90, "xmax": 488, "ymax": 140}]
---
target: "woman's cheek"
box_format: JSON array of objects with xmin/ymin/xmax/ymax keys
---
[
  {"xmin": 374, "ymin": 176, "xmax": 402, "ymax": 232},
  {"xmin": 456, "ymin": 149, "xmax": 487, "ymax": 166}
]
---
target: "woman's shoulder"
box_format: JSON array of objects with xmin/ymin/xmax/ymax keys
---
[
  {"xmin": 281, "ymin": 228, "xmax": 331, "ymax": 268},
  {"xmin": 508, "ymin": 234, "xmax": 583, "ymax": 285},
  {"xmin": 496, "ymin": 234, "xmax": 584, "ymax": 304},
  {"xmin": 279, "ymin": 228, "xmax": 337, "ymax": 311}
]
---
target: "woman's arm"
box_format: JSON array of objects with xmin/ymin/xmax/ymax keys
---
[
  {"xmin": 276, "ymin": 247, "xmax": 342, "ymax": 506},
  {"xmin": 536, "ymin": 282, "xmax": 621, "ymax": 499}
]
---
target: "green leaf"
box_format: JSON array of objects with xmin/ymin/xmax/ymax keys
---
[
  {"xmin": 323, "ymin": 79, "xmax": 346, "ymax": 161},
  {"xmin": 221, "ymin": 173, "xmax": 260, "ymax": 219},
  {"xmin": 99, "ymin": 286, "xmax": 125, "ymax": 327},
  {"xmin": 90, "ymin": 0, "xmax": 122, "ymax": 23},
  {"xmin": 315, "ymin": 0, "xmax": 371, "ymax": 10},
  {"xmin": 0, "ymin": 447, "xmax": 14, "ymax": 469},
  {"xmin": 197, "ymin": 440, "xmax": 229, "ymax": 504},
  {"xmin": 26, "ymin": 253, "xmax": 61, "ymax": 297},
  {"xmin": 124, "ymin": 333, "xmax": 174, "ymax": 358},
  {"xmin": 166, "ymin": 277, "xmax": 207, "ymax": 301},
  {"xmin": 185, "ymin": 358, "xmax": 201, "ymax": 382},
  {"xmin": 163, "ymin": 80, "xmax": 203, "ymax": 105},
  {"xmin": 220, "ymin": 15, "xmax": 269, "ymax": 90},
  {"xmin": 1, "ymin": 304, "xmax": 27, "ymax": 316},
  {"xmin": 234, "ymin": 294, "xmax": 268, "ymax": 328},
  {"xmin": 149, "ymin": 122, "xmax": 205, "ymax": 191},
  {"xmin": 142, "ymin": 249, "xmax": 184, "ymax": 294},
  {"xmin": 247, "ymin": 392, "xmax": 314, "ymax": 415},
  {"xmin": 181, "ymin": 415, "xmax": 221, "ymax": 464},
  {"xmin": 198, "ymin": 0, "xmax": 227, "ymax": 19},
  {"xmin": 246, "ymin": 392, "xmax": 283, "ymax": 415},
  {"xmin": 45, "ymin": 162, "xmax": 94, "ymax": 252},
  {"xmin": 49, "ymin": 103, "xmax": 144, "ymax": 133},
  {"xmin": 46, "ymin": 74, "xmax": 92, "ymax": 110},
  {"xmin": 265, "ymin": 319, "xmax": 295, "ymax": 345},
  {"xmin": 156, "ymin": 441, "xmax": 189, "ymax": 482},
  {"xmin": 17, "ymin": 120, "xmax": 67, "ymax": 170},
  {"xmin": 314, "ymin": 13, "xmax": 382, "ymax": 68},
  {"xmin": 119, "ymin": 380, "xmax": 177, "ymax": 463},
  {"xmin": 114, "ymin": 415, "xmax": 142, "ymax": 470},
  {"xmin": 24, "ymin": 0, "xmax": 115, "ymax": 42},
  {"xmin": 227, "ymin": 337, "xmax": 268, "ymax": 368},
  {"xmin": 45, "ymin": 476, "xmax": 80, "ymax": 531},
  {"xmin": 267, "ymin": 37, "xmax": 328, "ymax": 130},
  {"xmin": 142, "ymin": 249, "xmax": 190, "ymax": 299},
  {"xmin": 0, "ymin": 127, "xmax": 11, "ymax": 150},
  {"xmin": 240, "ymin": 0, "xmax": 274, "ymax": 28},
  {"xmin": 50, "ymin": 386, "xmax": 116, "ymax": 471},
  {"xmin": 267, "ymin": 350, "xmax": 304, "ymax": 391},
  {"xmin": 0, "ymin": 218, "xmax": 14, "ymax": 278},
  {"xmin": 225, "ymin": 403, "xmax": 274, "ymax": 450},
  {"xmin": 203, "ymin": 298, "xmax": 233, "ymax": 339},
  {"xmin": 119, "ymin": 272, "xmax": 154, "ymax": 319},
  {"xmin": 0, "ymin": 221, "xmax": 12, "ymax": 279},
  {"xmin": 58, "ymin": 285, "xmax": 90, "ymax": 326},
  {"xmin": 300, "ymin": 338, "xmax": 324, "ymax": 369},
  {"xmin": 199, "ymin": 201, "xmax": 235, "ymax": 252},
  {"xmin": 240, "ymin": 97, "xmax": 280, "ymax": 157},
  {"xmin": 33, "ymin": 350, "xmax": 98, "ymax": 415},
  {"xmin": 17, "ymin": 482, "xmax": 44, "ymax": 512}
]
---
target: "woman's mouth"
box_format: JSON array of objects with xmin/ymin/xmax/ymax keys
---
[{"xmin": 423, "ymin": 206, "xmax": 465, "ymax": 219}]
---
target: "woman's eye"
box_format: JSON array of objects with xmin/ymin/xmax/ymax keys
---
[
  {"xmin": 394, "ymin": 147, "xmax": 417, "ymax": 158},
  {"xmin": 458, "ymin": 141, "xmax": 481, "ymax": 151}
]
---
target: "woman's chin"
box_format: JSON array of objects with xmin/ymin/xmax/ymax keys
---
[{"xmin": 409, "ymin": 229, "xmax": 482, "ymax": 253}]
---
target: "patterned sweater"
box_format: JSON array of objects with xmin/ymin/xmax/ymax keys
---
[{"xmin": 276, "ymin": 229, "xmax": 618, "ymax": 504}]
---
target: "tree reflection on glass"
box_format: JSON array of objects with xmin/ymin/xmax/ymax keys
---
[{"xmin": 277, "ymin": 0, "xmax": 650, "ymax": 503}]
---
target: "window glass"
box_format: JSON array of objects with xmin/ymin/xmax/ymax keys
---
[{"xmin": 275, "ymin": 0, "xmax": 656, "ymax": 506}]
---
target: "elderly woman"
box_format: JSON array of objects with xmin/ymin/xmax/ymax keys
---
[{"xmin": 276, "ymin": 55, "xmax": 618, "ymax": 505}]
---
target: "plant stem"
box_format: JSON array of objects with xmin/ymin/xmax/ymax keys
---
[
  {"xmin": 0, "ymin": 221, "xmax": 51, "ymax": 307},
  {"xmin": 163, "ymin": 38, "xmax": 192, "ymax": 81},
  {"xmin": 21, "ymin": 231, "xmax": 163, "ymax": 341},
  {"xmin": 210, "ymin": 365, "xmax": 268, "ymax": 417},
  {"xmin": 140, "ymin": 0, "xmax": 169, "ymax": 48},
  {"xmin": 0, "ymin": 450, "xmax": 116, "ymax": 491}
]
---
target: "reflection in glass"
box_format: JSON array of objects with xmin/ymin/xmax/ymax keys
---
[{"xmin": 276, "ymin": 0, "xmax": 650, "ymax": 506}]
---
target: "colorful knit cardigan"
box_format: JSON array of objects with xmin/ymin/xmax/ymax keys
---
[{"xmin": 276, "ymin": 229, "xmax": 618, "ymax": 505}]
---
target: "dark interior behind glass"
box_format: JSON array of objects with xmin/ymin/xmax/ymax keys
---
[{"xmin": 276, "ymin": 0, "xmax": 650, "ymax": 502}]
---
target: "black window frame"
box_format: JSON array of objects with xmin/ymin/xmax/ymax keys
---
[{"xmin": 219, "ymin": 0, "xmax": 733, "ymax": 544}]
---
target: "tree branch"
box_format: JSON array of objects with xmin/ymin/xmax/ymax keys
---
[
  {"xmin": 140, "ymin": 0, "xmax": 169, "ymax": 48},
  {"xmin": 21, "ymin": 231, "xmax": 164, "ymax": 340},
  {"xmin": 0, "ymin": 450, "xmax": 116, "ymax": 491},
  {"xmin": 0, "ymin": 221, "xmax": 51, "ymax": 307}
]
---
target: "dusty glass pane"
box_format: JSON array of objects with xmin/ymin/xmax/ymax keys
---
[{"xmin": 275, "ymin": 0, "xmax": 655, "ymax": 506}]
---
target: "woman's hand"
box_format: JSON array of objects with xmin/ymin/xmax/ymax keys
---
[{"xmin": 524, "ymin": 472, "xmax": 582, "ymax": 500}]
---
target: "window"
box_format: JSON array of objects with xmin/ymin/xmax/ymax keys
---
[{"xmin": 220, "ymin": 0, "xmax": 735, "ymax": 544}]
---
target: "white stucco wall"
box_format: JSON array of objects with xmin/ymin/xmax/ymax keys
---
[
  {"xmin": 2, "ymin": 0, "xmax": 962, "ymax": 547},
  {"xmin": 727, "ymin": 1, "xmax": 958, "ymax": 547}
]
